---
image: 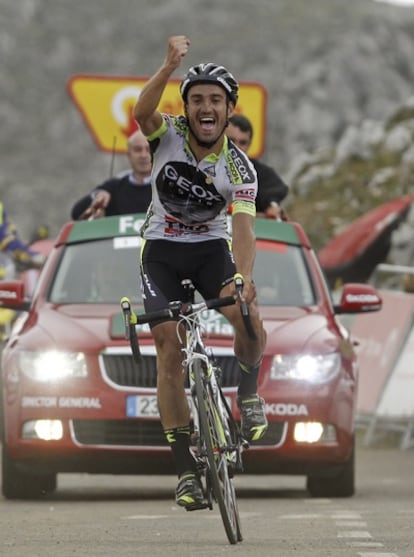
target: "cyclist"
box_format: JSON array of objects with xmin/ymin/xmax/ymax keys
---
[
  {"xmin": 70, "ymin": 129, "xmax": 152, "ymax": 220},
  {"xmin": 133, "ymin": 35, "xmax": 268, "ymax": 509}
]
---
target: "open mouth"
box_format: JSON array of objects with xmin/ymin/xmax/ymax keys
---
[{"xmin": 199, "ymin": 117, "xmax": 215, "ymax": 133}]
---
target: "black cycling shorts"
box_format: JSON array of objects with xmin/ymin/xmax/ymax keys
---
[{"xmin": 140, "ymin": 239, "xmax": 236, "ymax": 319}]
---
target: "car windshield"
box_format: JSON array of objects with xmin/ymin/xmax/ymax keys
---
[
  {"xmin": 48, "ymin": 237, "xmax": 315, "ymax": 307},
  {"xmin": 254, "ymin": 241, "xmax": 316, "ymax": 306},
  {"xmin": 49, "ymin": 237, "xmax": 143, "ymax": 304}
]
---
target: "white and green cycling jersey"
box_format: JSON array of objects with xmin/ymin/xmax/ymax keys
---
[{"xmin": 140, "ymin": 114, "xmax": 258, "ymax": 242}]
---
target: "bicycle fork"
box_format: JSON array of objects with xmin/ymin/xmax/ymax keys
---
[{"xmin": 190, "ymin": 359, "xmax": 239, "ymax": 473}]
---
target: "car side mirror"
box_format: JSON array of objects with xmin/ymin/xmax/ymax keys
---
[
  {"xmin": 333, "ymin": 283, "xmax": 382, "ymax": 314},
  {"xmin": 0, "ymin": 279, "xmax": 31, "ymax": 312}
]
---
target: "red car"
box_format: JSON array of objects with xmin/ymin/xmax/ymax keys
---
[{"xmin": 0, "ymin": 214, "xmax": 382, "ymax": 499}]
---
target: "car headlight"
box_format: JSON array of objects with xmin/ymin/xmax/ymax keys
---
[
  {"xmin": 270, "ymin": 353, "xmax": 341, "ymax": 383},
  {"xmin": 23, "ymin": 420, "xmax": 64, "ymax": 441},
  {"xmin": 19, "ymin": 350, "xmax": 88, "ymax": 382}
]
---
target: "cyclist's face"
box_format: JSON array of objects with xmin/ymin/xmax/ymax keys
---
[{"xmin": 185, "ymin": 84, "xmax": 233, "ymax": 146}]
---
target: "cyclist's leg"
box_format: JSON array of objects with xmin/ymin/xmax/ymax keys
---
[
  {"xmin": 140, "ymin": 240, "xmax": 203, "ymax": 505},
  {"xmin": 152, "ymin": 322, "xmax": 203, "ymax": 506},
  {"xmin": 220, "ymin": 292, "xmax": 268, "ymax": 441},
  {"xmin": 219, "ymin": 289, "xmax": 267, "ymax": 390},
  {"xmin": 221, "ymin": 288, "xmax": 266, "ymax": 370},
  {"xmin": 151, "ymin": 321, "xmax": 190, "ymax": 426},
  {"xmin": 194, "ymin": 239, "xmax": 266, "ymax": 377},
  {"xmin": 194, "ymin": 239, "xmax": 268, "ymax": 441}
]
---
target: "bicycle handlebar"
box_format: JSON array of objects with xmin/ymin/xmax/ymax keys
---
[
  {"xmin": 120, "ymin": 274, "xmax": 258, "ymax": 363},
  {"xmin": 120, "ymin": 294, "xmax": 236, "ymax": 364},
  {"xmin": 135, "ymin": 295, "xmax": 236, "ymax": 325}
]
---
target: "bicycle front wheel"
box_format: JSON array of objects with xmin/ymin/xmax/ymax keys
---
[{"xmin": 193, "ymin": 361, "xmax": 242, "ymax": 544}]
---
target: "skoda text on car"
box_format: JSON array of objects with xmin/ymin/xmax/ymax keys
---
[{"xmin": 0, "ymin": 214, "xmax": 382, "ymax": 499}]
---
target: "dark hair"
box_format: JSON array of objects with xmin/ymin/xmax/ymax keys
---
[{"xmin": 228, "ymin": 114, "xmax": 253, "ymax": 138}]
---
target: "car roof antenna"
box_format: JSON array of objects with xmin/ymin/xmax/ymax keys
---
[{"xmin": 109, "ymin": 135, "xmax": 117, "ymax": 178}]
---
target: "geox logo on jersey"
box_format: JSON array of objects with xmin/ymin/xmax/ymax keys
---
[
  {"xmin": 163, "ymin": 164, "xmax": 222, "ymax": 202},
  {"xmin": 228, "ymin": 147, "xmax": 254, "ymax": 183}
]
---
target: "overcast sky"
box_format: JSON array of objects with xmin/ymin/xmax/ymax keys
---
[{"xmin": 373, "ymin": 0, "xmax": 414, "ymax": 5}]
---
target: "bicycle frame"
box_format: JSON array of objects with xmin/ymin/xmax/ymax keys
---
[
  {"xmin": 120, "ymin": 277, "xmax": 255, "ymax": 545},
  {"xmin": 178, "ymin": 309, "xmax": 225, "ymax": 448}
]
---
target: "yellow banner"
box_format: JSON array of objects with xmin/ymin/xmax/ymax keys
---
[{"xmin": 67, "ymin": 74, "xmax": 267, "ymax": 158}]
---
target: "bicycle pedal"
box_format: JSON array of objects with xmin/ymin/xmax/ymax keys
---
[
  {"xmin": 185, "ymin": 501, "xmax": 210, "ymax": 512},
  {"xmin": 241, "ymin": 438, "xmax": 250, "ymax": 449},
  {"xmin": 190, "ymin": 432, "xmax": 199, "ymax": 445}
]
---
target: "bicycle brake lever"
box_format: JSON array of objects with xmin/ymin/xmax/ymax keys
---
[
  {"xmin": 121, "ymin": 297, "xmax": 134, "ymax": 338},
  {"xmin": 233, "ymin": 273, "xmax": 258, "ymax": 340},
  {"xmin": 120, "ymin": 297, "xmax": 141, "ymax": 363},
  {"xmin": 234, "ymin": 273, "xmax": 248, "ymax": 316}
]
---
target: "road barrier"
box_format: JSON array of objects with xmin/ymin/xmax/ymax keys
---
[{"xmin": 348, "ymin": 290, "xmax": 414, "ymax": 449}]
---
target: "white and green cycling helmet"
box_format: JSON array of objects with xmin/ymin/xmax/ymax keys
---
[{"xmin": 180, "ymin": 63, "xmax": 239, "ymax": 106}]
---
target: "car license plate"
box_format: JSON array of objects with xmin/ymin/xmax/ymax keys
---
[
  {"xmin": 126, "ymin": 395, "xmax": 160, "ymax": 418},
  {"xmin": 126, "ymin": 394, "xmax": 233, "ymax": 418}
]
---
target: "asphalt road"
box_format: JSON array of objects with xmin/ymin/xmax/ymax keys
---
[{"xmin": 1, "ymin": 443, "xmax": 414, "ymax": 557}]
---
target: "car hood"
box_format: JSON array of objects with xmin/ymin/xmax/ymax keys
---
[
  {"xmin": 261, "ymin": 306, "xmax": 341, "ymax": 354},
  {"xmin": 21, "ymin": 304, "xmax": 122, "ymax": 351},
  {"xmin": 18, "ymin": 304, "xmax": 341, "ymax": 355}
]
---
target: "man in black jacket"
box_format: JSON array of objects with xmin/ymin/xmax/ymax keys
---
[
  {"xmin": 71, "ymin": 129, "xmax": 152, "ymax": 220},
  {"xmin": 227, "ymin": 115, "xmax": 288, "ymax": 218}
]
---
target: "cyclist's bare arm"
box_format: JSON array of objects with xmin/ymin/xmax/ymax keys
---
[
  {"xmin": 133, "ymin": 35, "xmax": 190, "ymax": 136},
  {"xmin": 231, "ymin": 212, "xmax": 257, "ymax": 304}
]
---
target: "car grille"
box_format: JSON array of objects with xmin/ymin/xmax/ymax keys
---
[
  {"xmin": 72, "ymin": 420, "xmax": 287, "ymax": 448},
  {"xmin": 102, "ymin": 354, "xmax": 241, "ymax": 388},
  {"xmin": 73, "ymin": 419, "xmax": 167, "ymax": 446}
]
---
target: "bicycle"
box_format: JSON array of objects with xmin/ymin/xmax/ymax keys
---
[{"xmin": 120, "ymin": 274, "xmax": 254, "ymax": 545}]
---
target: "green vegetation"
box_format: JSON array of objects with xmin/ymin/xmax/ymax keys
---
[{"xmin": 286, "ymin": 130, "xmax": 414, "ymax": 251}]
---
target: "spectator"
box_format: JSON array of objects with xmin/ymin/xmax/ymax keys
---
[
  {"xmin": 30, "ymin": 224, "xmax": 50, "ymax": 244},
  {"xmin": 71, "ymin": 129, "xmax": 152, "ymax": 220},
  {"xmin": 227, "ymin": 114, "xmax": 288, "ymax": 218},
  {"xmin": 0, "ymin": 202, "xmax": 45, "ymax": 270}
]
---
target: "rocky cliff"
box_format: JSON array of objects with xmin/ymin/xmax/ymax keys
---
[{"xmin": 2, "ymin": 0, "xmax": 414, "ymax": 245}]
